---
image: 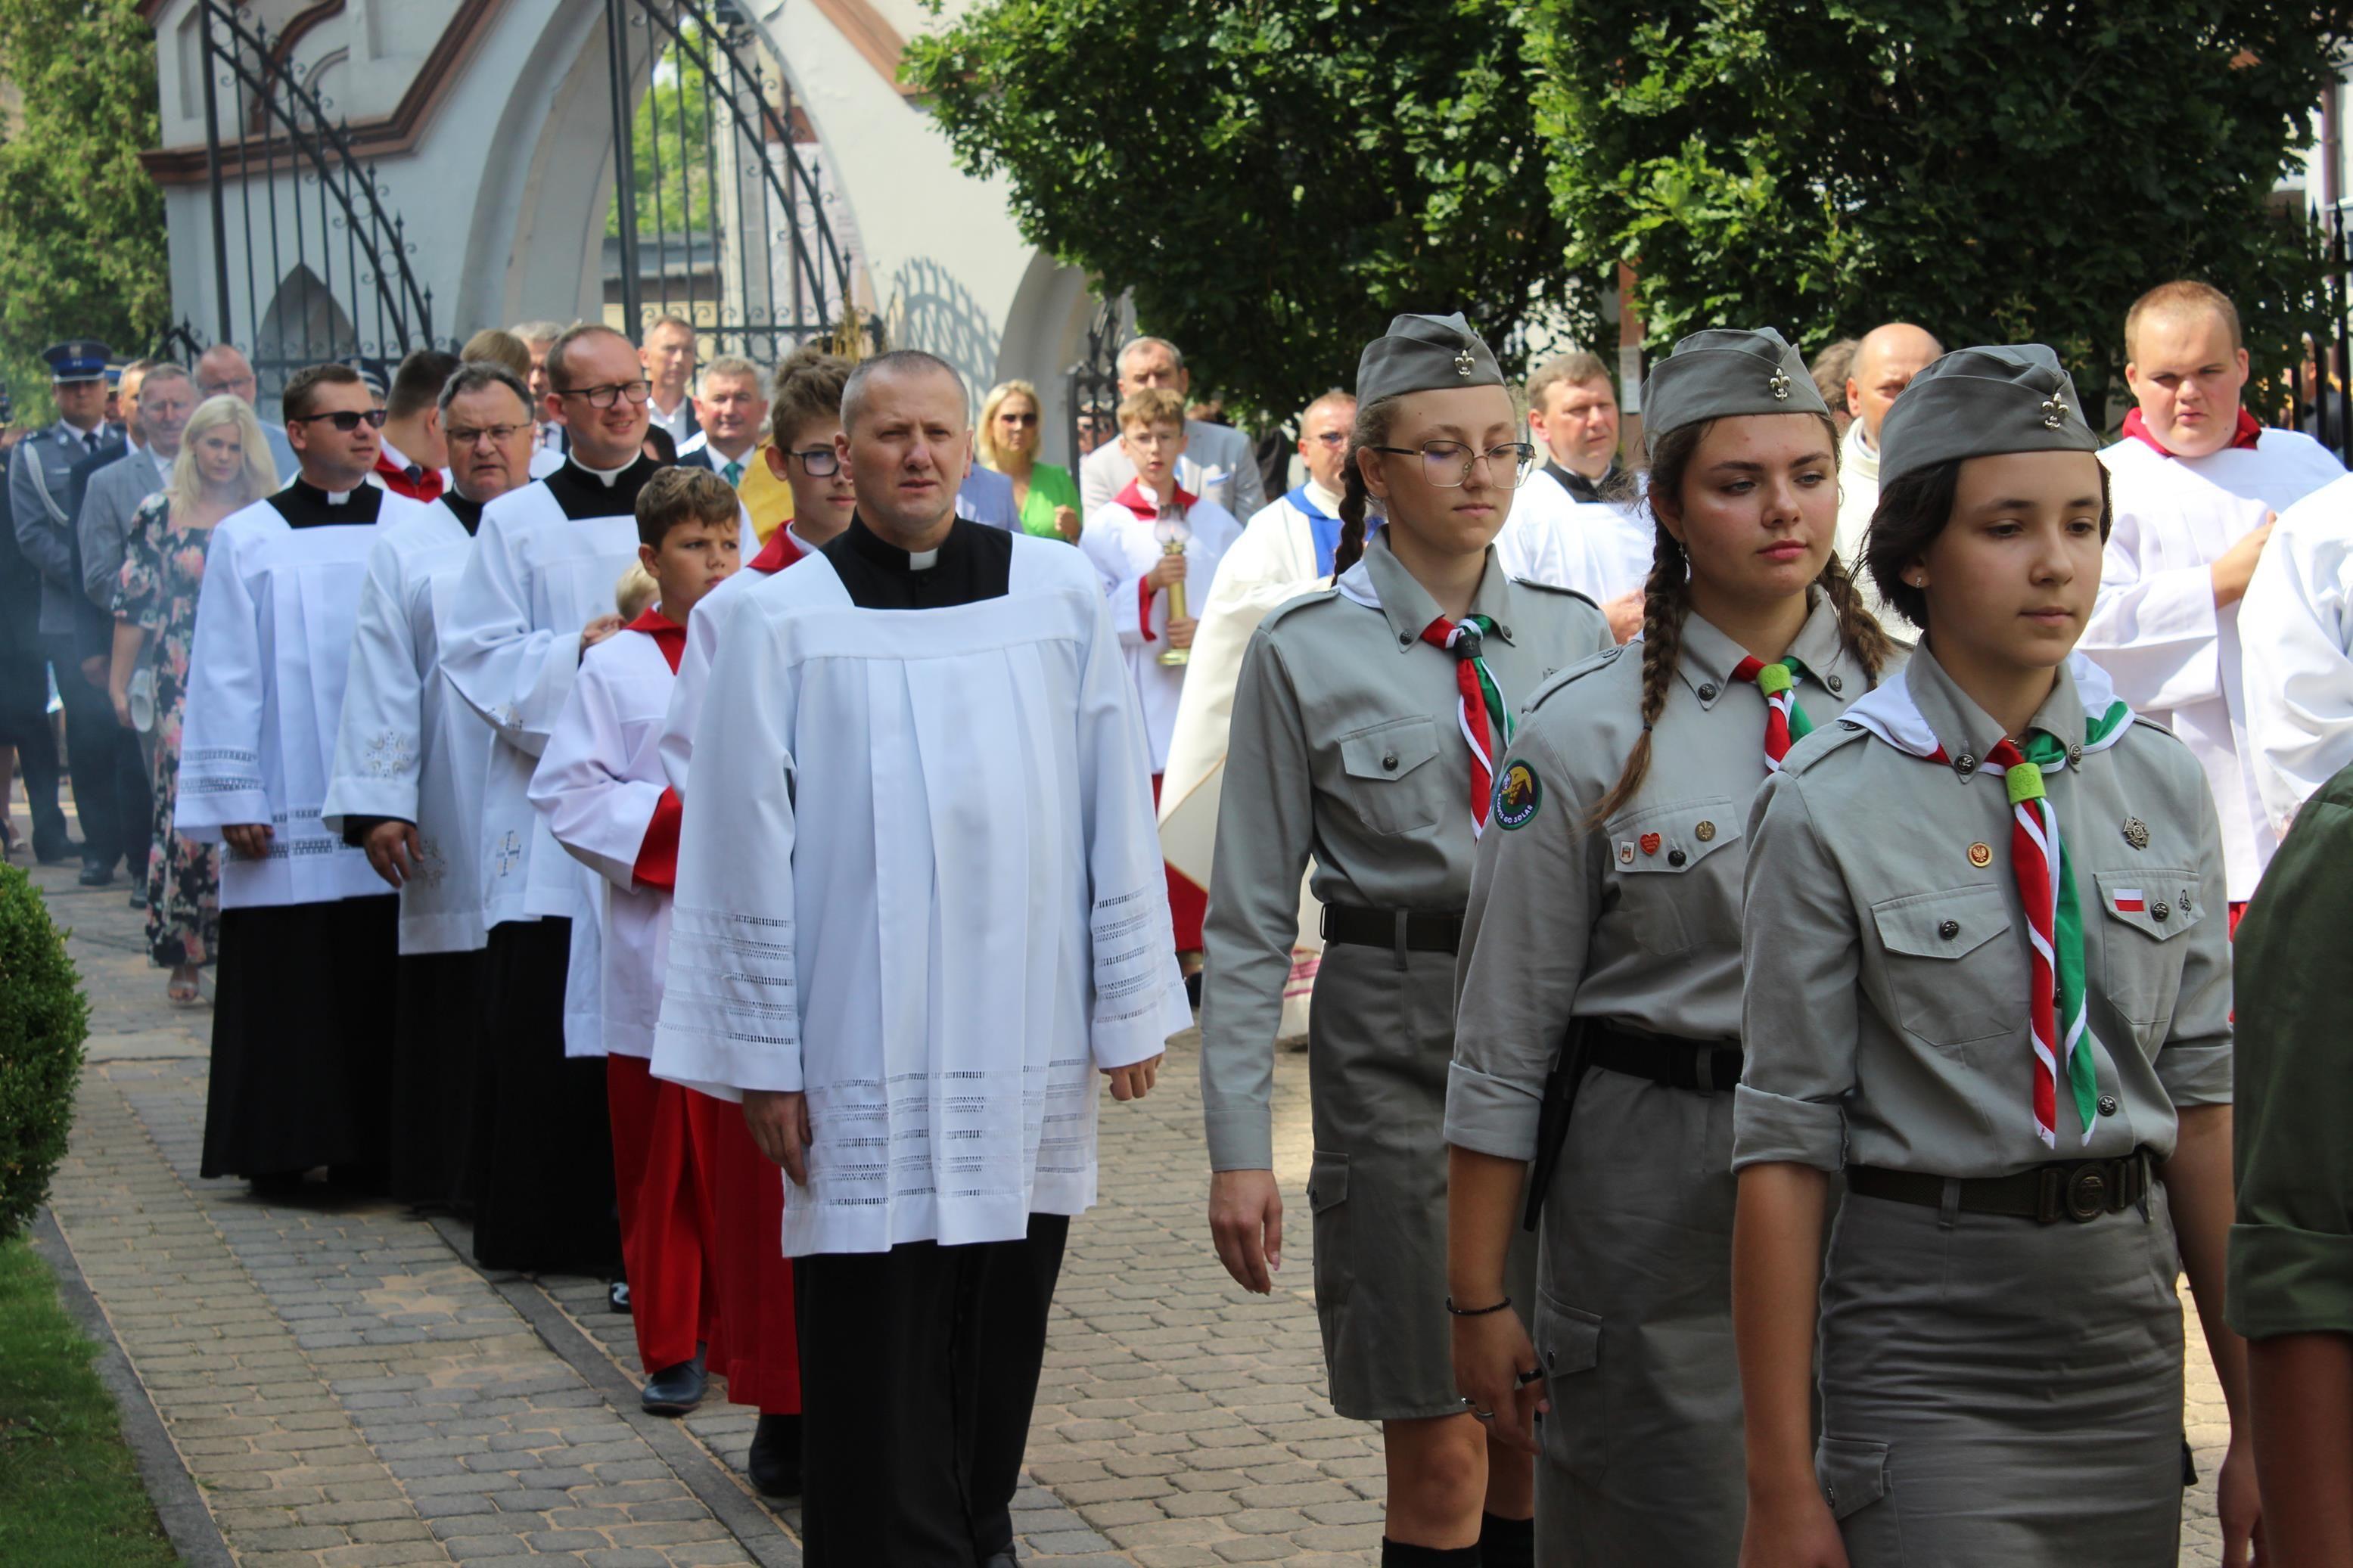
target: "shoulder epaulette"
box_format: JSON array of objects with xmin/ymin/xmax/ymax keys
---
[
  {"xmin": 1780, "ymin": 719, "xmax": 1874, "ymax": 775},
  {"xmin": 2128, "ymin": 713, "xmax": 2177, "ymax": 741},
  {"xmin": 1522, "ymin": 642, "xmax": 1627, "ymax": 714},
  {"xmin": 1509, "ymin": 577, "xmax": 1601, "ymax": 613},
  {"xmin": 1257, "ymin": 585, "xmax": 1342, "ymax": 632}
]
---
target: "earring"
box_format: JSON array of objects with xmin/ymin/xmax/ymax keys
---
[{"xmin": 1908, "ymin": 574, "xmax": 1925, "ymax": 588}]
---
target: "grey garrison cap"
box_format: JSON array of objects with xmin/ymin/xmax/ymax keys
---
[
  {"xmin": 1640, "ymin": 327, "xmax": 1825, "ymax": 449},
  {"xmin": 1355, "ymin": 312, "xmax": 1504, "ymax": 405},
  {"xmin": 1876, "ymin": 343, "xmax": 2098, "ymax": 488}
]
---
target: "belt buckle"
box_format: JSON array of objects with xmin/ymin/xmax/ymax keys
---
[{"xmin": 2064, "ymin": 1163, "xmax": 2108, "ymax": 1223}]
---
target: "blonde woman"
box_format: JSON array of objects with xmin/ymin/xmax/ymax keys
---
[
  {"xmin": 978, "ymin": 378, "xmax": 1081, "ymax": 540},
  {"xmin": 110, "ymin": 394, "xmax": 278, "ymax": 1004}
]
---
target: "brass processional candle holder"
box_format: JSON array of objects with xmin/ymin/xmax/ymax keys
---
[{"xmin": 1155, "ymin": 519, "xmax": 1190, "ymax": 667}]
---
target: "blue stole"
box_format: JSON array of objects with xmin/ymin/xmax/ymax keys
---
[{"xmin": 1290, "ymin": 486, "xmax": 1343, "ymax": 577}]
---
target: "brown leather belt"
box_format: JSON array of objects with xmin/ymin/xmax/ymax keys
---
[
  {"xmin": 1848, "ymin": 1150, "xmax": 2156, "ymax": 1225},
  {"xmin": 1318, "ymin": 904, "xmax": 1464, "ymax": 957}
]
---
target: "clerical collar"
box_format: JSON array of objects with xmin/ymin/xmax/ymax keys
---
[
  {"xmin": 842, "ymin": 514, "xmax": 956, "ymax": 573},
  {"xmin": 441, "ymin": 492, "xmax": 486, "ymax": 534},
  {"xmin": 824, "ymin": 514, "xmax": 1013, "ymax": 610},
  {"xmin": 544, "ymin": 454, "xmax": 659, "ymax": 520},
  {"xmin": 568, "ymin": 455, "xmax": 636, "ymax": 486},
  {"xmin": 267, "ymin": 477, "xmax": 386, "ymax": 528},
  {"xmin": 1543, "ymin": 458, "xmax": 1618, "ymax": 506}
]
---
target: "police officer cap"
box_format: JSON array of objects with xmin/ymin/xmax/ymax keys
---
[
  {"xmin": 42, "ymin": 341, "xmax": 112, "ymax": 383},
  {"xmin": 1640, "ymin": 328, "xmax": 1824, "ymax": 449},
  {"xmin": 1355, "ymin": 312, "xmax": 1504, "ymax": 405},
  {"xmin": 1876, "ymin": 343, "xmax": 2097, "ymax": 489}
]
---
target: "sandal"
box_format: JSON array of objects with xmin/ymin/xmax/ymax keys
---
[{"xmin": 167, "ymin": 967, "xmax": 203, "ymax": 1006}]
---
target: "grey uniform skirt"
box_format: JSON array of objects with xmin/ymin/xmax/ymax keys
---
[
  {"xmin": 1306, "ymin": 942, "xmax": 1535, "ymax": 1422},
  {"xmin": 1817, "ymin": 1183, "xmax": 2186, "ymax": 1566},
  {"xmin": 1526, "ymin": 1064, "xmax": 1744, "ymax": 1566}
]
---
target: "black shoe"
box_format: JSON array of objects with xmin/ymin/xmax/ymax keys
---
[
  {"xmin": 746, "ymin": 1412, "xmax": 802, "ymax": 1497},
  {"xmin": 640, "ymin": 1350, "xmax": 706, "ymax": 1416},
  {"xmin": 127, "ymin": 886, "xmax": 147, "ymax": 909},
  {"xmin": 1184, "ymin": 970, "xmax": 1202, "ymax": 1008},
  {"xmin": 78, "ymin": 859, "xmax": 113, "ymax": 886}
]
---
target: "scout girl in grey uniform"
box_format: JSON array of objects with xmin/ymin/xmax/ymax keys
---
[
  {"xmin": 1444, "ymin": 328, "xmax": 1896, "ymax": 1566},
  {"xmin": 1730, "ymin": 346, "xmax": 2256, "ymax": 1566},
  {"xmin": 1200, "ymin": 312, "xmax": 1611, "ymax": 1568}
]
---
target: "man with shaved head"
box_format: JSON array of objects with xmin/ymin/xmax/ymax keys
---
[{"xmin": 1833, "ymin": 321, "xmax": 1942, "ymax": 627}]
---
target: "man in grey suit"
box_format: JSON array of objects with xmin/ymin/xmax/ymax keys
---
[
  {"xmin": 195, "ymin": 343, "xmax": 298, "ymax": 479},
  {"xmin": 1079, "ymin": 337, "xmax": 1266, "ymax": 522},
  {"xmin": 80, "ymin": 364, "xmax": 192, "ymax": 607}
]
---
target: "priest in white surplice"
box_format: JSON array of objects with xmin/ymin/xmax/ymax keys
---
[
  {"xmin": 652, "ymin": 351, "xmax": 1189, "ymax": 1567},
  {"xmin": 176, "ymin": 362, "xmax": 429, "ymax": 1185},
  {"xmin": 323, "ymin": 363, "xmax": 539, "ymax": 1207}
]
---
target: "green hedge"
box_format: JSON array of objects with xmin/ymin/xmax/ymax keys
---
[{"xmin": 0, "ymin": 865, "xmax": 87, "ymax": 1241}]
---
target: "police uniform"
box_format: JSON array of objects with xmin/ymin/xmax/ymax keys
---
[
  {"xmin": 1199, "ymin": 313, "xmax": 1613, "ymax": 1424},
  {"xmin": 8, "ymin": 340, "xmax": 137, "ymax": 883},
  {"xmin": 1448, "ymin": 328, "xmax": 1884, "ymax": 1565},
  {"xmin": 1733, "ymin": 347, "xmax": 2233, "ymax": 1564}
]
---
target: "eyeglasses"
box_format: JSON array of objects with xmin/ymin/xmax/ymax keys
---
[
  {"xmin": 1369, "ymin": 440, "xmax": 1537, "ymax": 489},
  {"xmin": 446, "ymin": 423, "xmax": 528, "ymax": 448},
  {"xmin": 288, "ymin": 407, "xmax": 390, "ymax": 432},
  {"xmin": 556, "ymin": 380, "xmax": 652, "ymax": 408},
  {"xmin": 1308, "ymin": 430, "xmax": 1347, "ymax": 448},
  {"xmin": 997, "ymin": 411, "xmax": 1038, "ymax": 427},
  {"xmin": 787, "ymin": 446, "xmax": 840, "ymax": 475}
]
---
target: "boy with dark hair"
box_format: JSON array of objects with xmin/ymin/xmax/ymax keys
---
[{"xmin": 531, "ymin": 464, "xmax": 740, "ymax": 1416}]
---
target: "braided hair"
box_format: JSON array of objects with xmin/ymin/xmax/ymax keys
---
[
  {"xmin": 1585, "ymin": 411, "xmax": 1891, "ymax": 827},
  {"xmin": 1331, "ymin": 396, "xmax": 1399, "ymax": 577}
]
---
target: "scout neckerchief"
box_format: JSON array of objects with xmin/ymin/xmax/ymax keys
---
[
  {"xmin": 1420, "ymin": 616, "xmax": 1512, "ymax": 835},
  {"xmin": 1730, "ymin": 655, "xmax": 1815, "ymax": 770},
  {"xmin": 1840, "ymin": 653, "xmax": 2133, "ymax": 1148}
]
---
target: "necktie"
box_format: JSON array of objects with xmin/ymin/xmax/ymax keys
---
[
  {"xmin": 723, "ymin": 459, "xmax": 743, "ymax": 486},
  {"xmin": 1419, "ymin": 615, "xmax": 1510, "ymax": 835},
  {"xmin": 1730, "ymin": 656, "xmax": 1815, "ymax": 770},
  {"xmin": 82, "ymin": 431, "xmax": 100, "ymax": 455}
]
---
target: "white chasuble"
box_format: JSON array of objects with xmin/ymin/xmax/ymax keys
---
[
  {"xmin": 177, "ymin": 484, "xmax": 430, "ymax": 908},
  {"xmin": 322, "ymin": 498, "xmax": 493, "ymax": 953},
  {"xmin": 652, "ymin": 536, "xmax": 1192, "ymax": 1256}
]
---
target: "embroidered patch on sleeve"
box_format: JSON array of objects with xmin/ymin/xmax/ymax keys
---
[{"xmin": 1494, "ymin": 759, "xmax": 1542, "ymax": 831}]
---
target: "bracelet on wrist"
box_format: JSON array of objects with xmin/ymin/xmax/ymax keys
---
[{"xmin": 1445, "ymin": 1295, "xmax": 1512, "ymax": 1318}]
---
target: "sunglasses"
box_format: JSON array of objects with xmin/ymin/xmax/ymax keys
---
[
  {"xmin": 288, "ymin": 408, "xmax": 390, "ymax": 432},
  {"xmin": 997, "ymin": 411, "xmax": 1039, "ymax": 427}
]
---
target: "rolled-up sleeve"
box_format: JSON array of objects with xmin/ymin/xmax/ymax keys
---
[
  {"xmin": 2156, "ymin": 778, "xmax": 2235, "ymax": 1108},
  {"xmin": 1447, "ymin": 727, "xmax": 1595, "ymax": 1160},
  {"xmin": 1733, "ymin": 771, "xmax": 1860, "ymax": 1172}
]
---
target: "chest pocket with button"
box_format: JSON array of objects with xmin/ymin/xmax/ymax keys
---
[
  {"xmin": 2090, "ymin": 867, "xmax": 2204, "ymax": 1031},
  {"xmin": 1602, "ymin": 796, "xmax": 1742, "ymax": 957},
  {"xmin": 1335, "ymin": 716, "xmax": 1444, "ymax": 836},
  {"xmin": 1869, "ymin": 884, "xmax": 2024, "ymax": 1048}
]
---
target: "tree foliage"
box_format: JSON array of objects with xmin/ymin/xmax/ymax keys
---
[
  {"xmin": 1531, "ymin": 0, "xmax": 2352, "ymax": 415},
  {"xmin": 0, "ymin": 0, "xmax": 168, "ymax": 425},
  {"xmin": 905, "ymin": 0, "xmax": 1581, "ymax": 424},
  {"xmin": 608, "ymin": 30, "xmax": 721, "ymax": 243}
]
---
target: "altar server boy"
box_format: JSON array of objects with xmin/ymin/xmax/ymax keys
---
[
  {"xmin": 531, "ymin": 465, "xmax": 740, "ymax": 1414},
  {"xmin": 2083, "ymin": 280, "xmax": 2343, "ymax": 909},
  {"xmin": 176, "ymin": 362, "xmax": 429, "ymax": 1185}
]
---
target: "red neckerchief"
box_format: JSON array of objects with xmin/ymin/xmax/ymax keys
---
[
  {"xmin": 1114, "ymin": 478, "xmax": 1198, "ymax": 521},
  {"xmin": 748, "ymin": 527, "xmax": 802, "ymax": 574},
  {"xmin": 623, "ymin": 607, "xmax": 686, "ymax": 674},
  {"xmin": 373, "ymin": 454, "xmax": 444, "ymax": 502},
  {"xmin": 2120, "ymin": 405, "xmax": 2264, "ymax": 457}
]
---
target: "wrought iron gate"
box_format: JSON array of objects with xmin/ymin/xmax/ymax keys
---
[
  {"xmin": 1065, "ymin": 293, "xmax": 1130, "ymax": 467},
  {"xmin": 605, "ymin": 0, "xmax": 863, "ymax": 365},
  {"xmin": 190, "ymin": 0, "xmax": 439, "ymax": 396}
]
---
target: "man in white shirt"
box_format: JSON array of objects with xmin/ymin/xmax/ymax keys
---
[
  {"xmin": 1833, "ymin": 321, "xmax": 1941, "ymax": 627},
  {"xmin": 2083, "ymin": 279, "xmax": 2346, "ymax": 909},
  {"xmin": 2235, "ymin": 473, "xmax": 2353, "ymax": 836},
  {"xmin": 1079, "ymin": 335, "xmax": 1265, "ymax": 520},
  {"xmin": 675, "ymin": 355, "xmax": 767, "ymax": 487},
  {"xmin": 512, "ymin": 319, "xmax": 567, "ymax": 455},
  {"xmin": 194, "ymin": 343, "xmax": 299, "ymax": 478},
  {"xmin": 176, "ymin": 362, "xmax": 429, "ymax": 1187},
  {"xmin": 1493, "ymin": 350, "xmax": 1651, "ymax": 640},
  {"xmin": 653, "ymin": 349, "xmax": 1186, "ymax": 1567},
  {"xmin": 640, "ymin": 314, "xmax": 700, "ymax": 450}
]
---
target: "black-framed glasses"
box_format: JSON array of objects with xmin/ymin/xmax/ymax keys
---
[
  {"xmin": 788, "ymin": 446, "xmax": 840, "ymax": 476},
  {"xmin": 288, "ymin": 407, "xmax": 390, "ymax": 432},
  {"xmin": 1369, "ymin": 440, "xmax": 1537, "ymax": 489},
  {"xmin": 446, "ymin": 423, "xmax": 529, "ymax": 448},
  {"xmin": 555, "ymin": 379, "xmax": 652, "ymax": 409}
]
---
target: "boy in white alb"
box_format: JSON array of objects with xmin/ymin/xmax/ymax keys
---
[
  {"xmin": 2240, "ymin": 472, "xmax": 2353, "ymax": 834},
  {"xmin": 2083, "ymin": 280, "xmax": 2344, "ymax": 911},
  {"xmin": 176, "ymin": 362, "xmax": 428, "ymax": 1185},
  {"xmin": 1080, "ymin": 387, "xmax": 1239, "ymax": 970},
  {"xmin": 531, "ymin": 467, "xmax": 741, "ymax": 1418}
]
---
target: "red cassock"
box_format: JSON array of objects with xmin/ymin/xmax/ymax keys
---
[{"xmin": 605, "ymin": 1053, "xmax": 720, "ymax": 1373}]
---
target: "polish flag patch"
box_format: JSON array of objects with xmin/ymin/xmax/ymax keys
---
[{"xmin": 2110, "ymin": 889, "xmax": 2146, "ymax": 914}]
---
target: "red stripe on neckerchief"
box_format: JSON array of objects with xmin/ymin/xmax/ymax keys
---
[
  {"xmin": 624, "ymin": 607, "xmax": 686, "ymax": 675},
  {"xmin": 1420, "ymin": 615, "xmax": 1510, "ymax": 835},
  {"xmin": 2120, "ymin": 405, "xmax": 2264, "ymax": 457},
  {"xmin": 1114, "ymin": 479, "xmax": 1198, "ymax": 521},
  {"xmin": 1730, "ymin": 655, "xmax": 1816, "ymax": 770}
]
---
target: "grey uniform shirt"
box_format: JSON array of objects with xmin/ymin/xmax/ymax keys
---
[
  {"xmin": 1447, "ymin": 595, "xmax": 1886, "ymax": 1161},
  {"xmin": 1198, "ymin": 533, "xmax": 1612, "ymax": 1169},
  {"xmin": 1733, "ymin": 644, "xmax": 2233, "ymax": 1179}
]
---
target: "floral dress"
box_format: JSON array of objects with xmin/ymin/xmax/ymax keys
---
[{"xmin": 113, "ymin": 494, "xmax": 220, "ymax": 967}]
